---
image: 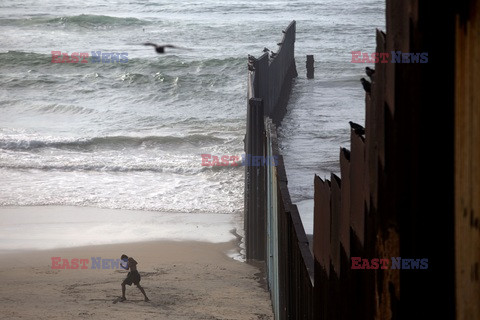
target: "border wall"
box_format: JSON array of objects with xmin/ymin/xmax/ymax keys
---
[
  {"xmin": 244, "ymin": 20, "xmax": 297, "ymax": 263},
  {"xmin": 244, "ymin": 21, "xmax": 315, "ymax": 320},
  {"xmin": 244, "ymin": 2, "xmax": 480, "ymax": 317}
]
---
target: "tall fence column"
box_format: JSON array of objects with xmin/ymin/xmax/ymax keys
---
[{"xmin": 245, "ymin": 98, "xmax": 266, "ymax": 261}]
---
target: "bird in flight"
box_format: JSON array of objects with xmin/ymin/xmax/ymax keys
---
[{"xmin": 143, "ymin": 43, "xmax": 183, "ymax": 54}]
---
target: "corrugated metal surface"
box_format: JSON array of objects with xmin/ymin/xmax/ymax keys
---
[
  {"xmin": 339, "ymin": 148, "xmax": 351, "ymax": 257},
  {"xmin": 314, "ymin": 175, "xmax": 331, "ymax": 276},
  {"xmin": 350, "ymin": 130, "xmax": 365, "ymax": 245},
  {"xmin": 330, "ymin": 173, "xmax": 341, "ymax": 276}
]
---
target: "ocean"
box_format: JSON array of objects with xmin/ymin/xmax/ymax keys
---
[{"xmin": 0, "ymin": 0, "xmax": 385, "ymax": 247}]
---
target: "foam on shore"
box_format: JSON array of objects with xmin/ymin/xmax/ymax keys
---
[{"xmin": 0, "ymin": 206, "xmax": 241, "ymax": 253}]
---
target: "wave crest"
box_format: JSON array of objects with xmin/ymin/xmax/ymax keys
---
[
  {"xmin": 0, "ymin": 134, "xmax": 227, "ymax": 151},
  {"xmin": 0, "ymin": 14, "xmax": 150, "ymax": 28}
]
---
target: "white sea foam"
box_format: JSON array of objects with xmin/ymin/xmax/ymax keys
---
[{"xmin": 0, "ymin": 206, "xmax": 241, "ymax": 252}]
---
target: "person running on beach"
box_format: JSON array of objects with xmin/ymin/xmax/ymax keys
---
[{"xmin": 120, "ymin": 254, "xmax": 150, "ymax": 302}]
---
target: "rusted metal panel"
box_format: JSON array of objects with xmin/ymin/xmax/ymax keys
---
[
  {"xmin": 330, "ymin": 173, "xmax": 341, "ymax": 277},
  {"xmin": 375, "ymin": 29, "xmax": 386, "ymax": 170},
  {"xmin": 313, "ymin": 176, "xmax": 330, "ymax": 320},
  {"xmin": 313, "ymin": 259, "xmax": 329, "ymax": 320},
  {"xmin": 290, "ymin": 204, "xmax": 314, "ymax": 320},
  {"xmin": 385, "ymin": 0, "xmax": 408, "ymax": 117},
  {"xmin": 276, "ymin": 153, "xmax": 314, "ymax": 319},
  {"xmin": 455, "ymin": 2, "xmax": 480, "ymax": 317},
  {"xmin": 339, "ymin": 148, "xmax": 351, "ymax": 257},
  {"xmin": 364, "ymin": 91, "xmax": 372, "ymax": 214},
  {"xmin": 313, "ymin": 175, "xmax": 331, "ymax": 276},
  {"xmin": 363, "ymin": 29, "xmax": 387, "ymax": 214},
  {"xmin": 268, "ymin": 115, "xmax": 314, "ymax": 319},
  {"xmin": 350, "ymin": 130, "xmax": 365, "ymax": 246},
  {"xmin": 291, "ymin": 202, "xmax": 315, "ymax": 276}
]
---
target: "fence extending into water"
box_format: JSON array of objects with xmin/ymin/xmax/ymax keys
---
[
  {"xmin": 245, "ymin": 20, "xmax": 314, "ymax": 319},
  {"xmin": 244, "ymin": 20, "xmax": 297, "ymax": 263},
  {"xmin": 245, "ymin": 2, "xmax": 479, "ymax": 317}
]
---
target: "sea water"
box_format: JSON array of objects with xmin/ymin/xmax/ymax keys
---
[{"xmin": 0, "ymin": 0, "xmax": 385, "ymax": 249}]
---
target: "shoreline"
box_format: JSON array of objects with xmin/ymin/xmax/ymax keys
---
[{"xmin": 0, "ymin": 205, "xmax": 244, "ymax": 256}]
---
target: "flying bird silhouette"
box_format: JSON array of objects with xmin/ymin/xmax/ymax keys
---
[{"xmin": 143, "ymin": 43, "xmax": 182, "ymax": 54}]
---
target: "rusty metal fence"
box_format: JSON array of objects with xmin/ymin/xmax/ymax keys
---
[
  {"xmin": 245, "ymin": 21, "xmax": 316, "ymax": 320},
  {"xmin": 243, "ymin": 2, "xmax": 471, "ymax": 316},
  {"xmin": 244, "ymin": 20, "xmax": 297, "ymax": 262}
]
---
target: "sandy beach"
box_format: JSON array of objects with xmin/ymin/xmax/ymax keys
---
[
  {"xmin": 0, "ymin": 240, "xmax": 274, "ymax": 320},
  {"xmin": 0, "ymin": 206, "xmax": 272, "ymax": 319}
]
